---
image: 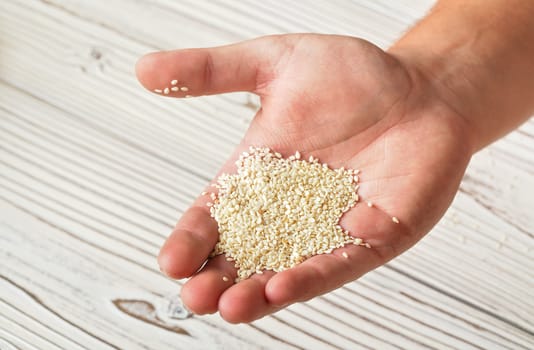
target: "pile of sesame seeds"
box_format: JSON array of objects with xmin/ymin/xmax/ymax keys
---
[
  {"xmin": 154, "ymin": 79, "xmax": 192, "ymax": 98},
  {"xmin": 206, "ymin": 147, "xmax": 369, "ymax": 282}
]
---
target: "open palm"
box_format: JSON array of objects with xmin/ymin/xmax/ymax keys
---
[{"xmin": 136, "ymin": 34, "xmax": 473, "ymax": 323}]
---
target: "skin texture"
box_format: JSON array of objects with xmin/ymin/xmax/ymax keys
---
[{"xmin": 136, "ymin": 34, "xmax": 473, "ymax": 323}]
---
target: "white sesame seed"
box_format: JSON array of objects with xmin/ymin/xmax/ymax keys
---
[
  {"xmin": 206, "ymin": 202, "xmax": 213, "ymax": 207},
  {"xmin": 392, "ymin": 216, "xmax": 400, "ymax": 224},
  {"xmin": 154, "ymin": 89, "xmax": 162, "ymax": 93},
  {"xmin": 171, "ymin": 79, "xmax": 178, "ymax": 85},
  {"xmin": 201, "ymin": 191, "xmax": 208, "ymax": 196},
  {"xmin": 185, "ymin": 95, "xmax": 193, "ymax": 98},
  {"xmin": 208, "ymin": 147, "xmax": 366, "ymax": 281},
  {"xmin": 171, "ymin": 86, "xmax": 179, "ymax": 91},
  {"xmin": 367, "ymin": 201, "xmax": 373, "ymax": 207},
  {"xmin": 222, "ymin": 276, "xmax": 229, "ymax": 282},
  {"xmin": 180, "ymin": 86, "xmax": 189, "ymax": 91},
  {"xmin": 163, "ymin": 87, "xmax": 170, "ymax": 94},
  {"xmin": 342, "ymin": 252, "xmax": 348, "ymax": 259},
  {"xmin": 353, "ymin": 175, "xmax": 359, "ymax": 183}
]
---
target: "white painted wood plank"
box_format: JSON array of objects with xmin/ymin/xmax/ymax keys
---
[{"xmin": 1, "ymin": 0, "xmax": 533, "ymax": 349}]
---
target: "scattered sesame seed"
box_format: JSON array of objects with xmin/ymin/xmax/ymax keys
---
[
  {"xmin": 163, "ymin": 87, "xmax": 170, "ymax": 95},
  {"xmin": 171, "ymin": 79, "xmax": 178, "ymax": 85},
  {"xmin": 206, "ymin": 202, "xmax": 213, "ymax": 207},
  {"xmin": 171, "ymin": 86, "xmax": 179, "ymax": 91},
  {"xmin": 342, "ymin": 252, "xmax": 349, "ymax": 259},
  {"xmin": 367, "ymin": 201, "xmax": 373, "ymax": 208},
  {"xmin": 353, "ymin": 238, "xmax": 363, "ymax": 245},
  {"xmin": 154, "ymin": 89, "xmax": 162, "ymax": 93},
  {"xmin": 353, "ymin": 175, "xmax": 359, "ymax": 183},
  {"xmin": 222, "ymin": 276, "xmax": 229, "ymax": 282},
  {"xmin": 185, "ymin": 95, "xmax": 193, "ymax": 98},
  {"xmin": 201, "ymin": 191, "xmax": 208, "ymax": 196},
  {"xmin": 354, "ymin": 169, "xmax": 361, "ymax": 175},
  {"xmin": 180, "ymin": 86, "xmax": 189, "ymax": 91},
  {"xmin": 295, "ymin": 150, "xmax": 301, "ymax": 159},
  {"xmin": 392, "ymin": 216, "xmax": 400, "ymax": 224}
]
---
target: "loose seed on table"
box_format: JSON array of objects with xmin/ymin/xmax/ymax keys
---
[
  {"xmin": 171, "ymin": 86, "xmax": 179, "ymax": 91},
  {"xmin": 367, "ymin": 201, "xmax": 373, "ymax": 208},
  {"xmin": 180, "ymin": 86, "xmax": 189, "ymax": 91},
  {"xmin": 222, "ymin": 276, "xmax": 229, "ymax": 282},
  {"xmin": 392, "ymin": 216, "xmax": 400, "ymax": 224},
  {"xmin": 154, "ymin": 89, "xmax": 162, "ymax": 93},
  {"xmin": 163, "ymin": 87, "xmax": 170, "ymax": 94},
  {"xmin": 342, "ymin": 252, "xmax": 349, "ymax": 259},
  {"xmin": 171, "ymin": 79, "xmax": 178, "ymax": 85}
]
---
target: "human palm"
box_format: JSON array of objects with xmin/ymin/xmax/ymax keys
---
[{"xmin": 136, "ymin": 34, "xmax": 473, "ymax": 323}]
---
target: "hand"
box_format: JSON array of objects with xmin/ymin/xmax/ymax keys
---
[{"xmin": 136, "ymin": 34, "xmax": 473, "ymax": 323}]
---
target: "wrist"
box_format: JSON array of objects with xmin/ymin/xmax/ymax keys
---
[
  {"xmin": 388, "ymin": 0, "xmax": 534, "ymax": 152},
  {"xmin": 387, "ymin": 45, "xmax": 480, "ymax": 156}
]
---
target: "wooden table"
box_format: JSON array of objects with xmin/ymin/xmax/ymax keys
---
[{"xmin": 1, "ymin": 1, "xmax": 533, "ymax": 349}]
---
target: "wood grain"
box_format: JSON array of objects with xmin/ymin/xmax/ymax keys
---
[{"xmin": 1, "ymin": 0, "xmax": 533, "ymax": 349}]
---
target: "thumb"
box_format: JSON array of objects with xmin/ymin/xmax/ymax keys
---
[{"xmin": 135, "ymin": 36, "xmax": 283, "ymax": 97}]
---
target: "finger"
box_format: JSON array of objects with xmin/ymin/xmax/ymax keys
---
[
  {"xmin": 158, "ymin": 205, "xmax": 218, "ymax": 279},
  {"xmin": 135, "ymin": 36, "xmax": 284, "ymax": 97},
  {"xmin": 264, "ymin": 244, "xmax": 382, "ymax": 307},
  {"xmin": 180, "ymin": 255, "xmax": 237, "ymax": 315},
  {"xmin": 218, "ymin": 271, "xmax": 278, "ymax": 324}
]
